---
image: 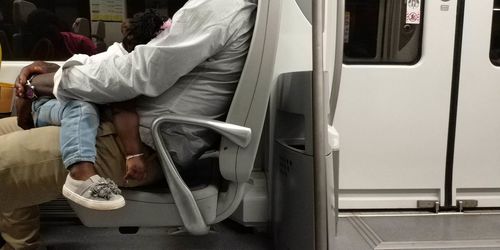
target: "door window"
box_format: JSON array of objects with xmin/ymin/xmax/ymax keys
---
[
  {"xmin": 490, "ymin": 0, "xmax": 500, "ymax": 66},
  {"xmin": 344, "ymin": 0, "xmax": 424, "ymax": 64}
]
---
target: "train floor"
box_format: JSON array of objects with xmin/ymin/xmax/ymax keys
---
[
  {"xmin": 40, "ymin": 219, "xmax": 271, "ymax": 250},
  {"xmin": 35, "ymin": 199, "xmax": 271, "ymax": 250},
  {"xmin": 332, "ymin": 211, "xmax": 500, "ymax": 250},
  {"xmin": 29, "ymin": 200, "xmax": 500, "ymax": 249}
]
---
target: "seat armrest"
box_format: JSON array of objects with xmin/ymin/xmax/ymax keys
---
[
  {"xmin": 151, "ymin": 114, "xmax": 252, "ymax": 235},
  {"xmin": 155, "ymin": 114, "xmax": 252, "ymax": 147}
]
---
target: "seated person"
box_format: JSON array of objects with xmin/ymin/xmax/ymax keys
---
[
  {"xmin": 26, "ymin": 9, "xmax": 97, "ymax": 60},
  {"xmin": 20, "ymin": 9, "xmax": 165, "ymax": 210},
  {"xmin": 1, "ymin": 0, "xmax": 256, "ymax": 248}
]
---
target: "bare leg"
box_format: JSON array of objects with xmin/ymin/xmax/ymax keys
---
[{"xmin": 68, "ymin": 162, "xmax": 97, "ymax": 180}]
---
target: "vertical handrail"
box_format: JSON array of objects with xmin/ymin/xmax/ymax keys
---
[
  {"xmin": 329, "ymin": 0, "xmax": 345, "ymax": 125},
  {"xmin": 331, "ymin": 0, "xmax": 345, "ymax": 239},
  {"xmin": 312, "ymin": 0, "xmax": 328, "ymax": 249}
]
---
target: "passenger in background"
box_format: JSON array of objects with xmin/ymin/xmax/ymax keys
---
[
  {"xmin": 26, "ymin": 9, "xmax": 96, "ymax": 60},
  {"xmin": 18, "ymin": 9, "xmax": 166, "ymax": 211},
  {"xmin": 0, "ymin": 0, "xmax": 256, "ymax": 249}
]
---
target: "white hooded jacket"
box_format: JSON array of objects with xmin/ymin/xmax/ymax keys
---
[{"xmin": 53, "ymin": 0, "xmax": 257, "ymax": 167}]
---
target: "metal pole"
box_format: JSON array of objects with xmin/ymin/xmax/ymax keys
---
[
  {"xmin": 312, "ymin": 0, "xmax": 328, "ymax": 249},
  {"xmin": 329, "ymin": 0, "xmax": 345, "ymax": 125},
  {"xmin": 330, "ymin": 0, "xmax": 345, "ymax": 238}
]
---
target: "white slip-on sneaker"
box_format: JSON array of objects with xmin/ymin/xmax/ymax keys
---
[{"xmin": 62, "ymin": 174, "xmax": 125, "ymax": 210}]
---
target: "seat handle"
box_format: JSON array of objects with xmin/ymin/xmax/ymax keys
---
[
  {"xmin": 151, "ymin": 114, "xmax": 251, "ymax": 235},
  {"xmin": 155, "ymin": 114, "xmax": 252, "ymax": 147}
]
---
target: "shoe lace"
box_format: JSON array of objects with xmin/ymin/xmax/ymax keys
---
[{"xmin": 90, "ymin": 178, "xmax": 122, "ymax": 200}]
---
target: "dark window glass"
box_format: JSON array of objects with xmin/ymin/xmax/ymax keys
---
[
  {"xmin": 344, "ymin": 0, "xmax": 424, "ymax": 65},
  {"xmin": 0, "ymin": 0, "xmax": 93, "ymax": 61},
  {"xmin": 490, "ymin": 0, "xmax": 500, "ymax": 66},
  {"xmin": 344, "ymin": 0, "xmax": 382, "ymax": 60},
  {"xmin": 0, "ymin": 0, "xmax": 175, "ymax": 61}
]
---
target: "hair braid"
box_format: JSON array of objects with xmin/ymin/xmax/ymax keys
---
[{"xmin": 122, "ymin": 9, "xmax": 165, "ymax": 52}]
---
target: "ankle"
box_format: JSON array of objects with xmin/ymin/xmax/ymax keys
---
[{"xmin": 69, "ymin": 162, "xmax": 97, "ymax": 180}]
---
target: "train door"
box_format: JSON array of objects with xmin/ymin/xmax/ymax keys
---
[
  {"xmin": 453, "ymin": 0, "xmax": 500, "ymax": 208},
  {"xmin": 335, "ymin": 0, "xmax": 458, "ymax": 208}
]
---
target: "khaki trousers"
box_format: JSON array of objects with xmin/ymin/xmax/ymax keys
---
[{"xmin": 0, "ymin": 117, "xmax": 162, "ymax": 249}]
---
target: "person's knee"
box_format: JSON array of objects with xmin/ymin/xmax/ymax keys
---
[
  {"xmin": 65, "ymin": 101, "xmax": 98, "ymax": 115},
  {"xmin": 0, "ymin": 206, "xmax": 41, "ymax": 250}
]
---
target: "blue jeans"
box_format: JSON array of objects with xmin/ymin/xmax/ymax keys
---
[{"xmin": 32, "ymin": 98, "xmax": 99, "ymax": 169}]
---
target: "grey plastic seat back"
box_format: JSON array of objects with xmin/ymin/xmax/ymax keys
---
[
  {"xmin": 68, "ymin": 0, "xmax": 278, "ymax": 232},
  {"xmin": 219, "ymin": 0, "xmax": 272, "ymax": 183},
  {"xmin": 73, "ymin": 18, "xmax": 91, "ymax": 38},
  {"xmin": 12, "ymin": 0, "xmax": 36, "ymax": 28},
  {"xmin": 94, "ymin": 21, "xmax": 105, "ymax": 40},
  {"xmin": 11, "ymin": 0, "xmax": 37, "ymax": 59},
  {"xmin": 92, "ymin": 21, "xmax": 107, "ymax": 53}
]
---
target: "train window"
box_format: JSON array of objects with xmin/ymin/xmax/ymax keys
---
[
  {"xmin": 490, "ymin": 0, "xmax": 500, "ymax": 66},
  {"xmin": 0, "ymin": 0, "xmax": 172, "ymax": 61},
  {"xmin": 344, "ymin": 0, "xmax": 424, "ymax": 65}
]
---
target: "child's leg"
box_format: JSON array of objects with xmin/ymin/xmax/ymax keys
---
[
  {"xmin": 33, "ymin": 99, "xmax": 99, "ymax": 169},
  {"xmin": 32, "ymin": 98, "xmax": 63, "ymax": 127},
  {"xmin": 33, "ymin": 99, "xmax": 124, "ymax": 210},
  {"xmin": 59, "ymin": 100, "xmax": 99, "ymax": 169}
]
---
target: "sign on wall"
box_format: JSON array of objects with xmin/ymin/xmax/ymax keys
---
[
  {"xmin": 90, "ymin": 0, "xmax": 125, "ymax": 22},
  {"xmin": 406, "ymin": 0, "xmax": 421, "ymax": 24}
]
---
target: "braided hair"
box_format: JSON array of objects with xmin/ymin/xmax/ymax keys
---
[{"xmin": 122, "ymin": 9, "xmax": 165, "ymax": 52}]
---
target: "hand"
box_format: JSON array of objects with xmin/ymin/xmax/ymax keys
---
[
  {"xmin": 15, "ymin": 61, "xmax": 60, "ymax": 98},
  {"xmin": 124, "ymin": 156, "xmax": 146, "ymax": 181},
  {"xmin": 15, "ymin": 97, "xmax": 34, "ymax": 130}
]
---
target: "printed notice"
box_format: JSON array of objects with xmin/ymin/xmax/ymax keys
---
[
  {"xmin": 344, "ymin": 12, "xmax": 350, "ymax": 43},
  {"xmin": 406, "ymin": 0, "xmax": 421, "ymax": 24},
  {"xmin": 90, "ymin": 0, "xmax": 124, "ymax": 22}
]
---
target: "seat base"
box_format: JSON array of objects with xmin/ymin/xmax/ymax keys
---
[{"xmin": 70, "ymin": 184, "xmax": 218, "ymax": 227}]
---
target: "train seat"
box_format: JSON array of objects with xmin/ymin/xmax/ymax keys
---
[
  {"xmin": 12, "ymin": 0, "xmax": 36, "ymax": 28},
  {"xmin": 69, "ymin": 0, "xmax": 270, "ymax": 235},
  {"xmin": 72, "ymin": 18, "xmax": 91, "ymax": 38},
  {"xmin": 12, "ymin": 0, "xmax": 37, "ymax": 59},
  {"xmin": 91, "ymin": 21, "xmax": 106, "ymax": 53}
]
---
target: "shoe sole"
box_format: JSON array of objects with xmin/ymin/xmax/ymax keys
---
[{"xmin": 62, "ymin": 185, "xmax": 125, "ymax": 210}]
